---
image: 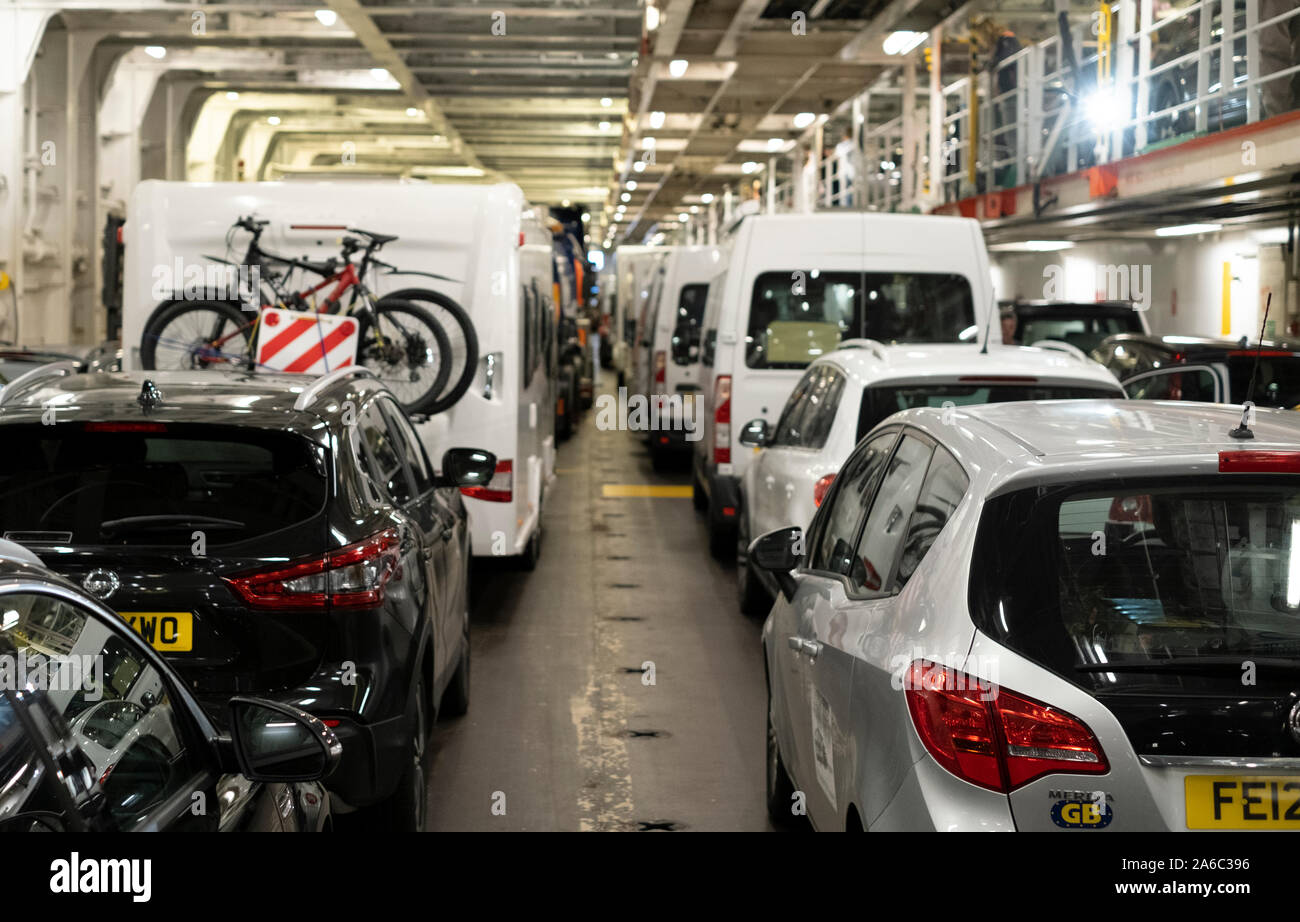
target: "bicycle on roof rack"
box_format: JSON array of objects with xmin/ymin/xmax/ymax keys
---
[{"xmin": 139, "ymin": 215, "xmax": 479, "ymax": 416}]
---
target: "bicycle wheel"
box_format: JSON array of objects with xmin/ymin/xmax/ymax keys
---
[
  {"xmin": 140, "ymin": 300, "xmax": 254, "ymax": 371},
  {"xmin": 383, "ymin": 287, "xmax": 478, "ymax": 415},
  {"xmin": 357, "ymin": 298, "xmax": 453, "ymax": 415}
]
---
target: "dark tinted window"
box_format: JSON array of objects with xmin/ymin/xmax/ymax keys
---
[
  {"xmin": 671, "ymin": 284, "xmax": 708, "ymax": 365},
  {"xmin": 1228, "ymin": 355, "xmax": 1300, "ymax": 408},
  {"xmin": 971, "ymin": 479, "xmax": 1300, "ymax": 695},
  {"xmin": 1124, "ymin": 367, "xmax": 1218, "ymax": 402},
  {"xmin": 858, "ymin": 382, "xmax": 1123, "ymax": 437},
  {"xmin": 807, "ymin": 429, "xmax": 896, "ymax": 576},
  {"xmin": 0, "ymin": 424, "xmax": 326, "ymax": 546},
  {"xmin": 1016, "ymin": 312, "xmax": 1145, "ymax": 353},
  {"xmin": 746, "ymin": 271, "xmax": 976, "ymax": 369},
  {"xmin": 894, "ymin": 446, "xmax": 968, "ymax": 589},
  {"xmin": 357, "ymin": 402, "xmax": 413, "ymax": 505},
  {"xmin": 852, "ymin": 434, "xmax": 933, "ymax": 594},
  {"xmin": 771, "ymin": 367, "xmax": 820, "ymax": 447},
  {"xmin": 379, "ymin": 399, "xmax": 434, "ymax": 495}
]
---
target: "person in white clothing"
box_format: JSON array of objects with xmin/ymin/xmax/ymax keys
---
[{"xmin": 834, "ymin": 129, "xmax": 864, "ymax": 207}]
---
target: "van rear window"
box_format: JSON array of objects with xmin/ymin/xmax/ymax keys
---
[
  {"xmin": 0, "ymin": 424, "xmax": 327, "ymax": 546},
  {"xmin": 746, "ymin": 271, "xmax": 976, "ymax": 369}
]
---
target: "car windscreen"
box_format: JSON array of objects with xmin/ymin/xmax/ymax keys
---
[
  {"xmin": 746, "ymin": 271, "xmax": 976, "ymax": 370},
  {"xmin": 1015, "ymin": 312, "xmax": 1144, "ymax": 352},
  {"xmin": 0, "ymin": 423, "xmax": 327, "ymax": 547},
  {"xmin": 858, "ymin": 383, "xmax": 1122, "ymax": 438},
  {"xmin": 670, "ymin": 284, "xmax": 708, "ymax": 365},
  {"xmin": 970, "ymin": 477, "xmax": 1300, "ymax": 696},
  {"xmin": 1228, "ymin": 355, "xmax": 1300, "ymax": 408}
]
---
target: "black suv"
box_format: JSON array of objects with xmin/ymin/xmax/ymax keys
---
[
  {"xmin": 0, "ymin": 366, "xmax": 495, "ymax": 829},
  {"xmin": 1093, "ymin": 333, "xmax": 1300, "ymax": 409},
  {"xmin": 1002, "ymin": 300, "xmax": 1148, "ymax": 353}
]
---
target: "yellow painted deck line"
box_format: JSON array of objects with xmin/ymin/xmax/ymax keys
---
[{"xmin": 601, "ymin": 484, "xmax": 693, "ymax": 498}]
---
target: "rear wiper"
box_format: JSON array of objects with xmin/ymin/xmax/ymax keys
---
[
  {"xmin": 1077, "ymin": 656, "xmax": 1300, "ymax": 675},
  {"xmin": 99, "ymin": 515, "xmax": 245, "ymax": 536}
]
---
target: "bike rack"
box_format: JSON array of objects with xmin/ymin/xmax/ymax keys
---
[{"xmin": 292, "ymin": 366, "xmax": 376, "ymax": 411}]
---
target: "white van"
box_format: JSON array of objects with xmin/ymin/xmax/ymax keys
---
[
  {"xmin": 613, "ymin": 245, "xmax": 669, "ymax": 386},
  {"xmin": 692, "ymin": 211, "xmax": 996, "ymax": 559},
  {"xmin": 628, "ymin": 245, "xmax": 724, "ymax": 467},
  {"xmin": 123, "ymin": 179, "xmax": 555, "ymax": 566}
]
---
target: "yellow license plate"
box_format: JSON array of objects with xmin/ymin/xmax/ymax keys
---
[
  {"xmin": 117, "ymin": 612, "xmax": 193, "ymax": 653},
  {"xmin": 1185, "ymin": 775, "xmax": 1300, "ymax": 829}
]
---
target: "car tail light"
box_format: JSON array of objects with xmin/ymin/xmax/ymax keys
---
[
  {"xmin": 1228, "ymin": 349, "xmax": 1294, "ymax": 358},
  {"xmin": 1219, "ymin": 450, "xmax": 1300, "ymax": 473},
  {"xmin": 461, "ymin": 459, "xmax": 513, "ymax": 502},
  {"xmin": 957, "ymin": 375, "xmax": 1038, "ymax": 384},
  {"xmin": 654, "ymin": 350, "xmax": 666, "ymax": 385},
  {"xmin": 84, "ymin": 421, "xmax": 167, "ymax": 433},
  {"xmin": 713, "ymin": 374, "xmax": 731, "ymax": 466},
  {"xmin": 904, "ymin": 660, "xmax": 1107, "ymax": 793},
  {"xmin": 224, "ymin": 529, "xmax": 401, "ymax": 611},
  {"xmin": 813, "ymin": 473, "xmax": 835, "ymax": 507}
]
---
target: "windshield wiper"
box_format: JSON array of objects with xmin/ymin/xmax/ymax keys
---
[
  {"xmin": 99, "ymin": 515, "xmax": 245, "ymax": 536},
  {"xmin": 1077, "ymin": 656, "xmax": 1300, "ymax": 676}
]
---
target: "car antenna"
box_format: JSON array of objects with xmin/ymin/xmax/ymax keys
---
[
  {"xmin": 1228, "ymin": 292, "xmax": 1271, "ymax": 440},
  {"xmin": 979, "ymin": 301, "xmax": 995, "ymax": 355}
]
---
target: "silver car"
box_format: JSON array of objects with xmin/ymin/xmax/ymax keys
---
[{"xmin": 758, "ymin": 399, "xmax": 1300, "ymax": 831}]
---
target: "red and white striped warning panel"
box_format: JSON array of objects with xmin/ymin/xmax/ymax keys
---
[{"xmin": 255, "ymin": 307, "xmax": 359, "ymax": 374}]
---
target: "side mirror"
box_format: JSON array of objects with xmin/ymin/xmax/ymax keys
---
[
  {"xmin": 750, "ymin": 526, "xmax": 804, "ymax": 600},
  {"xmin": 738, "ymin": 417, "xmax": 772, "ymax": 447},
  {"xmin": 227, "ymin": 697, "xmax": 341, "ymax": 783},
  {"xmin": 441, "ymin": 447, "xmax": 497, "ymax": 487}
]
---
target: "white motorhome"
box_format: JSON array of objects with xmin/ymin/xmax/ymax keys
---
[
  {"xmin": 628, "ymin": 245, "xmax": 725, "ymax": 467},
  {"xmin": 123, "ymin": 179, "xmax": 555, "ymax": 565},
  {"xmin": 612, "ymin": 245, "xmax": 669, "ymax": 386},
  {"xmin": 692, "ymin": 211, "xmax": 997, "ymax": 559}
]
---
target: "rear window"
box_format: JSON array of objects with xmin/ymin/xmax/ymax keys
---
[
  {"xmin": 858, "ymin": 383, "xmax": 1122, "ymax": 438},
  {"xmin": 0, "ymin": 423, "xmax": 327, "ymax": 546},
  {"xmin": 746, "ymin": 271, "xmax": 977, "ymax": 370},
  {"xmin": 971, "ymin": 478, "xmax": 1300, "ymax": 696},
  {"xmin": 1228, "ymin": 356, "xmax": 1300, "ymax": 408},
  {"xmin": 1015, "ymin": 312, "xmax": 1144, "ymax": 352},
  {"xmin": 671, "ymin": 284, "xmax": 708, "ymax": 365}
]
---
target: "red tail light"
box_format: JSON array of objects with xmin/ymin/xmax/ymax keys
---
[
  {"xmin": 1219, "ymin": 450, "xmax": 1300, "ymax": 473},
  {"xmin": 84, "ymin": 421, "xmax": 167, "ymax": 433},
  {"xmin": 813, "ymin": 473, "xmax": 835, "ymax": 507},
  {"xmin": 654, "ymin": 350, "xmax": 666, "ymax": 386},
  {"xmin": 713, "ymin": 374, "xmax": 731, "ymax": 466},
  {"xmin": 460, "ymin": 459, "xmax": 513, "ymax": 502},
  {"xmin": 1107, "ymin": 493, "xmax": 1153, "ymax": 523},
  {"xmin": 904, "ymin": 661, "xmax": 1108, "ymax": 792},
  {"xmin": 1227, "ymin": 349, "xmax": 1294, "ymax": 358},
  {"xmin": 224, "ymin": 529, "xmax": 401, "ymax": 611}
]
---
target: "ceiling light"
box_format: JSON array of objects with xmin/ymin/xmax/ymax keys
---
[
  {"xmin": 643, "ymin": 137, "xmax": 656, "ymax": 149},
  {"xmin": 1254, "ymin": 227, "xmax": 1292, "ymax": 245},
  {"xmin": 793, "ymin": 112, "xmax": 816, "ymax": 129},
  {"xmin": 626, "ymin": 181, "xmax": 637, "ymax": 190},
  {"xmin": 767, "ymin": 137, "xmax": 783, "ymax": 151},
  {"xmin": 370, "ymin": 67, "xmax": 390, "ymax": 81},
  {"xmin": 225, "ymin": 91, "xmax": 240, "ymax": 101},
  {"xmin": 1084, "ymin": 86, "xmax": 1124, "ymax": 132},
  {"xmin": 405, "ymin": 107, "xmax": 419, "ymax": 117},
  {"xmin": 601, "ymin": 97, "xmax": 612, "ymax": 107},
  {"xmin": 649, "ymin": 110, "xmax": 666, "ymax": 130},
  {"xmin": 144, "ymin": 45, "xmax": 166, "ymax": 59},
  {"xmin": 267, "ymin": 115, "xmax": 281, "ymax": 125},
  {"xmin": 1155, "ymin": 222, "xmax": 1222, "ymax": 237},
  {"xmin": 689, "ymin": 205, "xmax": 700, "ymax": 214},
  {"xmin": 599, "ymin": 120, "xmax": 611, "ymax": 131},
  {"xmin": 646, "ymin": 4, "xmax": 660, "ymax": 30},
  {"xmin": 741, "ymin": 161, "xmax": 760, "ymax": 173},
  {"xmin": 700, "ymin": 193, "xmax": 713, "ymax": 204},
  {"xmin": 617, "ymin": 204, "xmax": 626, "ymax": 212},
  {"xmin": 633, "ymin": 160, "xmax": 646, "ymax": 173},
  {"xmin": 314, "ymin": 9, "xmax": 337, "ymax": 26},
  {"xmin": 621, "ymin": 192, "xmax": 631, "ymax": 202},
  {"xmin": 882, "ymin": 31, "xmax": 927, "ymax": 55},
  {"xmin": 668, "ymin": 59, "xmax": 688, "ymax": 78},
  {"xmin": 988, "ymin": 240, "xmax": 1076, "ymax": 253},
  {"xmin": 678, "ymin": 212, "xmax": 688, "ymax": 221}
]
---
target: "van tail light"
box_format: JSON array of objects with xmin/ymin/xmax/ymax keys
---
[
  {"xmin": 224, "ymin": 529, "xmax": 401, "ymax": 611},
  {"xmin": 713, "ymin": 374, "xmax": 731, "ymax": 465},
  {"xmin": 654, "ymin": 350, "xmax": 666, "ymax": 385},
  {"xmin": 1219, "ymin": 450, "xmax": 1300, "ymax": 473},
  {"xmin": 461, "ymin": 459, "xmax": 513, "ymax": 503},
  {"xmin": 903, "ymin": 660, "xmax": 1107, "ymax": 793},
  {"xmin": 813, "ymin": 473, "xmax": 835, "ymax": 507}
]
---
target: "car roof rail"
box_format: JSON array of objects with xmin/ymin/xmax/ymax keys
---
[
  {"xmin": 834, "ymin": 338, "xmax": 889, "ymax": 362},
  {"xmin": 1027, "ymin": 339, "xmax": 1090, "ymax": 363},
  {"xmin": 0, "ymin": 360, "xmax": 81, "ymax": 407},
  {"xmin": 292, "ymin": 366, "xmax": 376, "ymax": 411}
]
